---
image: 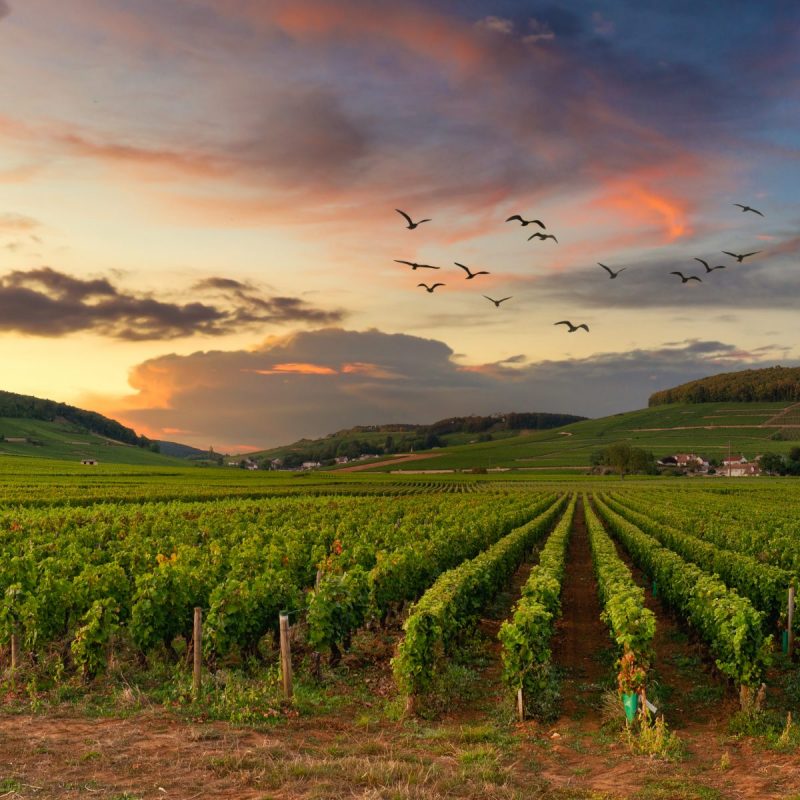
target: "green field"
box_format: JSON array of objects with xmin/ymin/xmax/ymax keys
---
[
  {"xmin": 363, "ymin": 401, "xmax": 800, "ymax": 471},
  {"xmin": 0, "ymin": 457, "xmax": 799, "ymax": 799},
  {"xmin": 0, "ymin": 417, "xmax": 186, "ymax": 466}
]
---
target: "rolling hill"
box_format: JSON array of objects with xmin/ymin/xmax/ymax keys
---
[
  {"xmin": 351, "ymin": 400, "xmax": 800, "ymax": 472},
  {"xmin": 239, "ymin": 412, "xmax": 587, "ymax": 467},
  {"xmin": 0, "ymin": 390, "xmax": 189, "ymax": 466}
]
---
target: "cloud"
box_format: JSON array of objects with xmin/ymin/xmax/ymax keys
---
[
  {"xmin": 0, "ymin": 268, "xmax": 344, "ymax": 340},
  {"xmin": 0, "ymin": 1, "xmax": 9, "ymax": 21},
  {"xmin": 99, "ymin": 327, "xmax": 796, "ymax": 450},
  {"xmin": 525, "ymin": 242, "xmax": 800, "ymax": 310},
  {"xmin": 523, "ymin": 18, "xmax": 555, "ymax": 44},
  {"xmin": 0, "ymin": 213, "xmax": 39, "ymax": 232},
  {"xmin": 475, "ymin": 17, "xmax": 514, "ymax": 35},
  {"xmin": 236, "ymin": 88, "xmax": 370, "ymax": 185}
]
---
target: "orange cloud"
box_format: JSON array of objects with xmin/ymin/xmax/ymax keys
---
[
  {"xmin": 263, "ymin": 1, "xmax": 491, "ymax": 74},
  {"xmin": 341, "ymin": 362, "xmax": 402, "ymax": 379},
  {"xmin": 248, "ymin": 362, "xmax": 338, "ymax": 376},
  {"xmin": 587, "ymin": 170, "xmax": 694, "ymax": 243},
  {"xmin": 57, "ymin": 133, "xmax": 224, "ymax": 179}
]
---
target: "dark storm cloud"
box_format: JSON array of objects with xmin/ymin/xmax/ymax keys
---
[
  {"xmin": 0, "ymin": 268, "xmax": 344, "ymax": 340},
  {"xmin": 111, "ymin": 328, "xmax": 795, "ymax": 449},
  {"xmin": 526, "ymin": 245, "xmax": 800, "ymax": 310}
]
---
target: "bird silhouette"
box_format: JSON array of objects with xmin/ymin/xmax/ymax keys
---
[
  {"xmin": 722, "ymin": 250, "xmax": 760, "ymax": 262},
  {"xmin": 733, "ymin": 204, "xmax": 764, "ymax": 217},
  {"xmin": 396, "ymin": 209, "xmax": 431, "ymax": 229},
  {"xmin": 528, "ymin": 232, "xmax": 558, "ymax": 243},
  {"xmin": 455, "ymin": 262, "xmax": 490, "ymax": 279},
  {"xmin": 598, "ymin": 263, "xmax": 626, "ymax": 279},
  {"xmin": 554, "ymin": 320, "xmax": 589, "ymax": 332},
  {"xmin": 394, "ymin": 259, "xmax": 440, "ymax": 270},
  {"xmin": 670, "ymin": 272, "xmax": 702, "ymax": 283},
  {"xmin": 483, "ymin": 295, "xmax": 512, "ymax": 307},
  {"xmin": 506, "ymin": 214, "xmax": 546, "ymax": 229},
  {"xmin": 418, "ymin": 282, "xmax": 444, "ymax": 293},
  {"xmin": 694, "ymin": 258, "xmax": 725, "ymax": 273}
]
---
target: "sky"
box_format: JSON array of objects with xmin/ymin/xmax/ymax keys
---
[{"xmin": 1, "ymin": 0, "xmax": 798, "ymax": 451}]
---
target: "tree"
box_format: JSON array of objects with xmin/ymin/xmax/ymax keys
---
[
  {"xmin": 758, "ymin": 452, "xmax": 785, "ymax": 476},
  {"xmin": 605, "ymin": 442, "xmax": 632, "ymax": 478}
]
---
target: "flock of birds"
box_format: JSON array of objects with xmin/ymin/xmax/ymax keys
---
[{"xmin": 394, "ymin": 203, "xmax": 766, "ymax": 334}]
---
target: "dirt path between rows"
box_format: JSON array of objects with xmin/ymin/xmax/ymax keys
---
[{"xmin": 550, "ymin": 498, "xmax": 612, "ymax": 719}]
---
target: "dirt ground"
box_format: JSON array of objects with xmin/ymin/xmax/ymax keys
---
[{"xmin": 1, "ymin": 502, "xmax": 799, "ymax": 799}]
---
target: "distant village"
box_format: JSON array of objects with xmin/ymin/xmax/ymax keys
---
[
  {"xmin": 227, "ymin": 454, "xmax": 375, "ymax": 471},
  {"xmin": 655, "ymin": 453, "xmax": 761, "ymax": 477}
]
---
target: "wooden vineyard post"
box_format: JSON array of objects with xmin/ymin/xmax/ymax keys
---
[
  {"xmin": 192, "ymin": 607, "xmax": 202, "ymax": 699},
  {"xmin": 10, "ymin": 629, "xmax": 19, "ymax": 682},
  {"xmin": 789, "ymin": 586, "xmax": 796, "ymax": 658},
  {"xmin": 279, "ymin": 612, "xmax": 293, "ymax": 702},
  {"xmin": 517, "ymin": 688, "xmax": 524, "ymax": 722}
]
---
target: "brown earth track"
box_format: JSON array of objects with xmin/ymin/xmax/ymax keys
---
[{"xmin": 550, "ymin": 498, "xmax": 615, "ymax": 718}]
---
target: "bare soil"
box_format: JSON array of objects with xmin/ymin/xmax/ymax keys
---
[{"xmin": 550, "ymin": 498, "xmax": 613, "ymax": 718}]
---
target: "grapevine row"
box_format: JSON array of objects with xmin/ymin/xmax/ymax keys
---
[
  {"xmin": 498, "ymin": 495, "xmax": 576, "ymax": 716},
  {"xmin": 603, "ymin": 492, "xmax": 796, "ymax": 626},
  {"xmin": 393, "ymin": 493, "xmax": 568, "ymax": 700},
  {"xmin": 584, "ymin": 498, "xmax": 655, "ymax": 694},
  {"xmin": 592, "ymin": 495, "xmax": 771, "ymax": 691}
]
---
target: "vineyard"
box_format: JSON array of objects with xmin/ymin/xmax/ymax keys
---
[{"xmin": 0, "ymin": 463, "xmax": 799, "ymax": 798}]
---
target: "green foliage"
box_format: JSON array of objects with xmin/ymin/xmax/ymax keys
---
[
  {"xmin": 498, "ymin": 496, "xmax": 576, "ymax": 717},
  {"xmin": 205, "ymin": 572, "xmax": 301, "ymax": 658},
  {"xmin": 394, "ymin": 494, "xmax": 568, "ymax": 698},
  {"xmin": 593, "ymin": 496, "xmax": 771, "ymax": 689},
  {"xmin": 603, "ymin": 492, "xmax": 796, "ymax": 626},
  {"xmin": 70, "ymin": 598, "xmax": 119, "ymax": 679},
  {"xmin": 307, "ymin": 567, "xmax": 369, "ymax": 655},
  {"xmin": 584, "ymin": 500, "xmax": 655, "ymax": 677},
  {"xmin": 592, "ymin": 443, "xmax": 657, "ymax": 477}
]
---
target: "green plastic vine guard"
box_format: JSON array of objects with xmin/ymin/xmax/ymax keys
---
[{"xmin": 622, "ymin": 692, "xmax": 639, "ymax": 723}]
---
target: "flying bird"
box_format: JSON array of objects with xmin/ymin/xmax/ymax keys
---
[
  {"xmin": 455, "ymin": 262, "xmax": 490, "ymax": 279},
  {"xmin": 528, "ymin": 232, "xmax": 558, "ymax": 243},
  {"xmin": 396, "ymin": 209, "xmax": 431, "ymax": 229},
  {"xmin": 598, "ymin": 263, "xmax": 626, "ymax": 279},
  {"xmin": 418, "ymin": 282, "xmax": 444, "ymax": 293},
  {"xmin": 506, "ymin": 214, "xmax": 546, "ymax": 229},
  {"xmin": 733, "ymin": 204, "xmax": 764, "ymax": 217},
  {"xmin": 394, "ymin": 259, "xmax": 440, "ymax": 270},
  {"xmin": 694, "ymin": 258, "xmax": 725, "ymax": 273},
  {"xmin": 554, "ymin": 320, "xmax": 589, "ymax": 332},
  {"xmin": 483, "ymin": 295, "xmax": 512, "ymax": 307},
  {"xmin": 722, "ymin": 250, "xmax": 760, "ymax": 262},
  {"xmin": 670, "ymin": 272, "xmax": 702, "ymax": 283}
]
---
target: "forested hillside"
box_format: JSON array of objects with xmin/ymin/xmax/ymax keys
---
[
  {"xmin": 649, "ymin": 366, "xmax": 800, "ymax": 405},
  {"xmin": 0, "ymin": 390, "xmax": 156, "ymax": 450}
]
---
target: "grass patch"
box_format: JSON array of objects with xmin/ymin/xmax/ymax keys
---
[{"xmin": 635, "ymin": 777, "xmax": 722, "ymax": 799}]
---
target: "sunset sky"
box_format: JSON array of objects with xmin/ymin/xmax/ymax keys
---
[{"xmin": 1, "ymin": 1, "xmax": 798, "ymax": 451}]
